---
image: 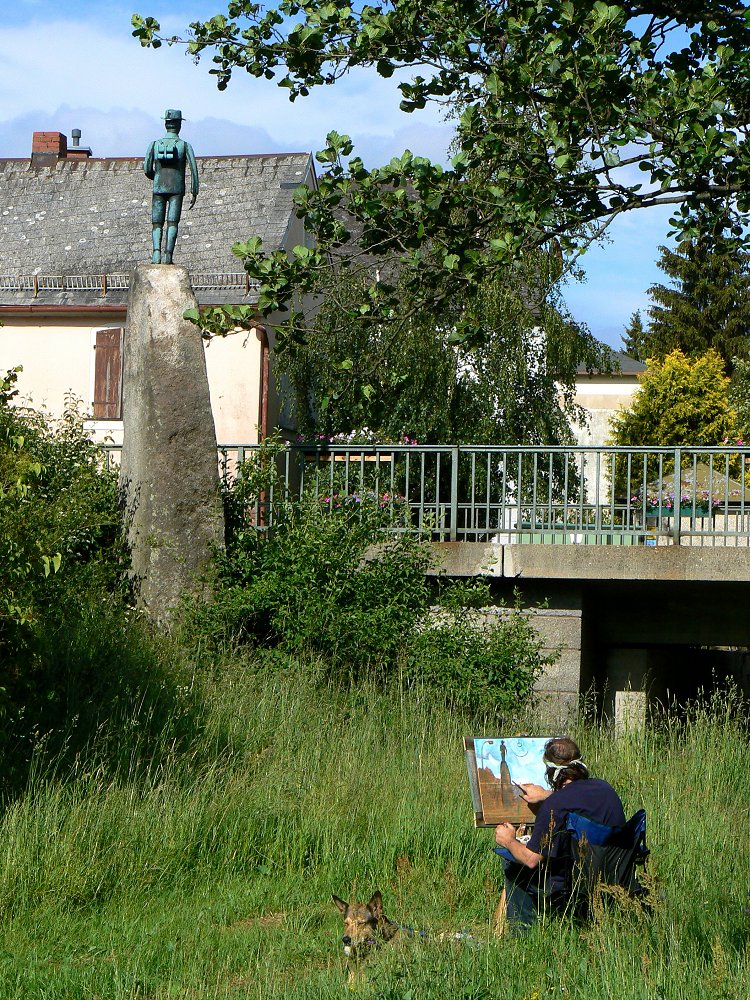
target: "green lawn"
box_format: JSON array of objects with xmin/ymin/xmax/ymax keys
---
[{"xmin": 0, "ymin": 666, "xmax": 746, "ymax": 999}]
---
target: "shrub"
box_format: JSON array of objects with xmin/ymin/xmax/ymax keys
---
[
  {"xmin": 0, "ymin": 371, "xmax": 149, "ymax": 791},
  {"xmin": 405, "ymin": 589, "xmax": 556, "ymax": 715},
  {"xmin": 0, "ymin": 372, "xmax": 126, "ymax": 638},
  {"xmin": 185, "ymin": 447, "xmax": 557, "ymax": 713},
  {"xmin": 192, "ymin": 489, "xmax": 434, "ymax": 682}
]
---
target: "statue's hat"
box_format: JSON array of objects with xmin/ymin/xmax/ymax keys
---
[{"xmin": 164, "ymin": 109, "xmax": 184, "ymax": 122}]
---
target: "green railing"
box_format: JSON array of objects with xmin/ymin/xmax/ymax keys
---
[{"xmin": 103, "ymin": 443, "xmax": 750, "ymax": 547}]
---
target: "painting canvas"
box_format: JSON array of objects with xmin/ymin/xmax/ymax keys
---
[{"xmin": 464, "ymin": 737, "xmax": 555, "ymax": 827}]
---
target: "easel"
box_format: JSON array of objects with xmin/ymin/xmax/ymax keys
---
[
  {"xmin": 492, "ymin": 887, "xmax": 507, "ymax": 937},
  {"xmin": 491, "ymin": 822, "xmax": 530, "ymax": 937}
]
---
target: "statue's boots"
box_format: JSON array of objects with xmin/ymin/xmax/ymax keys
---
[
  {"xmin": 163, "ymin": 252, "xmax": 172, "ymax": 264},
  {"xmin": 152, "ymin": 250, "xmax": 161, "ymax": 264}
]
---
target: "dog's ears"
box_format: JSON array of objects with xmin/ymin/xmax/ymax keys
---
[
  {"xmin": 332, "ymin": 894, "xmax": 349, "ymax": 914},
  {"xmin": 367, "ymin": 891, "xmax": 383, "ymax": 918}
]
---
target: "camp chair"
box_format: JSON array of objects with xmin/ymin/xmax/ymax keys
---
[{"xmin": 564, "ymin": 808, "xmax": 649, "ymax": 916}]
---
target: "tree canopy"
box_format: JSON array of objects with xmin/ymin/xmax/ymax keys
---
[
  {"xmin": 133, "ymin": 1, "xmax": 750, "ymax": 349},
  {"xmin": 281, "ymin": 263, "xmax": 602, "ymax": 444},
  {"xmin": 609, "ymin": 349, "xmax": 739, "ymax": 447}
]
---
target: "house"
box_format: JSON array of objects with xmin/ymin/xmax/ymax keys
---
[
  {"xmin": 565, "ymin": 347, "xmax": 645, "ymax": 504},
  {"xmin": 0, "ymin": 129, "xmax": 317, "ymax": 445},
  {"xmin": 572, "ymin": 348, "xmax": 645, "ymax": 447}
]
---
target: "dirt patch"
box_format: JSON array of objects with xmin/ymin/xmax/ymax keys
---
[{"xmin": 228, "ymin": 911, "xmax": 287, "ymax": 930}]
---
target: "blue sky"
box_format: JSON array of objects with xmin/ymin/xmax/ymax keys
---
[{"xmin": 0, "ymin": 0, "xmax": 672, "ymax": 349}]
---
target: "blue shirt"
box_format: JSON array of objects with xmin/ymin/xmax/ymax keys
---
[{"xmin": 528, "ymin": 778, "xmax": 626, "ymax": 857}]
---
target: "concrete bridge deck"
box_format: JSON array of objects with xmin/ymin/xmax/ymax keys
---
[
  {"xmin": 428, "ymin": 542, "xmax": 750, "ymax": 723},
  {"xmin": 430, "ymin": 541, "xmax": 750, "ymax": 582}
]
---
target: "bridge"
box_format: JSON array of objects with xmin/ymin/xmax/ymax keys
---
[{"xmin": 107, "ymin": 441, "xmax": 750, "ymax": 721}]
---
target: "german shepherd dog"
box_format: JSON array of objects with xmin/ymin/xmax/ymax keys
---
[
  {"xmin": 332, "ymin": 891, "xmax": 399, "ymax": 961},
  {"xmin": 332, "ymin": 889, "xmax": 478, "ymax": 977}
]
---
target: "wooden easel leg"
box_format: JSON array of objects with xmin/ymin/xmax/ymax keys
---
[{"xmin": 493, "ymin": 887, "xmax": 507, "ymax": 938}]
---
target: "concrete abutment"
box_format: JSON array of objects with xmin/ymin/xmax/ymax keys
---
[{"xmin": 427, "ymin": 542, "xmax": 750, "ymax": 717}]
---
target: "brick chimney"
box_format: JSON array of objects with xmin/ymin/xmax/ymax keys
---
[{"xmin": 31, "ymin": 131, "xmax": 67, "ymax": 167}]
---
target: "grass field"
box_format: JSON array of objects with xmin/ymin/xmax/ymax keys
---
[{"xmin": 0, "ymin": 662, "xmax": 746, "ymax": 999}]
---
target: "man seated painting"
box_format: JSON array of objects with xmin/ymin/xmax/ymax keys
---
[{"xmin": 494, "ymin": 736, "xmax": 628, "ymax": 930}]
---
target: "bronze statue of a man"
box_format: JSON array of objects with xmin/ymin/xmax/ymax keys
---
[{"xmin": 144, "ymin": 109, "xmax": 199, "ymax": 264}]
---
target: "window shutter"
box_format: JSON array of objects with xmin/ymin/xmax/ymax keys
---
[{"xmin": 93, "ymin": 328, "xmax": 123, "ymax": 419}]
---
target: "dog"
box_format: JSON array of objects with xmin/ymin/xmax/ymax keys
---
[
  {"xmin": 332, "ymin": 890, "xmax": 477, "ymax": 970},
  {"xmin": 332, "ymin": 891, "xmax": 400, "ymax": 961}
]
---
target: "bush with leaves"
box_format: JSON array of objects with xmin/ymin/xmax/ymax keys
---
[
  {"xmin": 406, "ymin": 587, "xmax": 555, "ymax": 716},
  {"xmin": 0, "ymin": 370, "xmax": 138, "ymax": 788},
  {"xmin": 0, "ymin": 368, "xmax": 58, "ymax": 629},
  {"xmin": 188, "ymin": 447, "xmax": 556, "ymax": 713},
  {"xmin": 609, "ymin": 349, "xmax": 738, "ymax": 449},
  {"xmin": 196, "ymin": 487, "xmax": 433, "ymax": 680},
  {"xmin": 0, "ymin": 372, "xmax": 125, "ymax": 635},
  {"xmin": 607, "ymin": 349, "xmax": 741, "ymax": 497}
]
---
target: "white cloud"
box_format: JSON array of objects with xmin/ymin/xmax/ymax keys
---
[{"xmin": 0, "ymin": 16, "xmax": 451, "ymax": 163}]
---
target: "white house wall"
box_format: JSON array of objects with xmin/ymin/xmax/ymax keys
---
[
  {"xmin": 572, "ymin": 375, "xmax": 641, "ymax": 447},
  {"xmin": 0, "ymin": 313, "xmax": 265, "ymax": 446},
  {"xmin": 203, "ymin": 327, "xmax": 263, "ymax": 443},
  {"xmin": 572, "ymin": 374, "xmax": 642, "ymax": 503},
  {"xmin": 0, "ymin": 315, "xmax": 96, "ymax": 418}
]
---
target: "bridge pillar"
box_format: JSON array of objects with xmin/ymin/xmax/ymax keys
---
[
  {"xmin": 525, "ymin": 608, "xmax": 583, "ymax": 721},
  {"xmin": 474, "ymin": 605, "xmax": 584, "ymax": 722}
]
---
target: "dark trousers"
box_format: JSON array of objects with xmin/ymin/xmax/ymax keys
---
[{"xmin": 503, "ymin": 860, "xmax": 566, "ymax": 933}]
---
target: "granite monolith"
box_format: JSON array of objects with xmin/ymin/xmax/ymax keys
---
[{"xmin": 120, "ymin": 263, "xmax": 224, "ymax": 623}]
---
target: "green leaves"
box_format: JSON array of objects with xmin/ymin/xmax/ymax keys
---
[
  {"xmin": 138, "ymin": 1, "xmax": 750, "ymax": 348},
  {"xmin": 40, "ymin": 552, "xmax": 62, "ymax": 578},
  {"xmin": 130, "ymin": 14, "xmax": 163, "ymax": 48},
  {"xmin": 590, "ymin": 2, "xmax": 624, "ymax": 30},
  {"xmin": 184, "ymin": 304, "xmax": 259, "ymax": 339}
]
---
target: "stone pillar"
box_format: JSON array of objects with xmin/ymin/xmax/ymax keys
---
[
  {"xmin": 119, "ymin": 264, "xmax": 225, "ymax": 623},
  {"xmin": 614, "ymin": 690, "xmax": 647, "ymax": 734},
  {"xmin": 526, "ymin": 608, "xmax": 583, "ymax": 724},
  {"xmin": 602, "ymin": 648, "xmax": 652, "ymax": 732}
]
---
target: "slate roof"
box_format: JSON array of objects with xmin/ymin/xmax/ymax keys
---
[
  {"xmin": 0, "ymin": 152, "xmax": 313, "ymax": 306},
  {"xmin": 576, "ymin": 346, "xmax": 646, "ymax": 377}
]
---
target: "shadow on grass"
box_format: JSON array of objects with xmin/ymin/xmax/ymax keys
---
[{"xmin": 0, "ymin": 594, "xmax": 211, "ymax": 799}]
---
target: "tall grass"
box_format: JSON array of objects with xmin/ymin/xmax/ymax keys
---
[{"xmin": 0, "ymin": 663, "xmax": 746, "ymax": 999}]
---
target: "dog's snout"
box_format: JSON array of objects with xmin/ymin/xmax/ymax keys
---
[{"xmin": 342, "ymin": 935, "xmax": 351, "ymax": 946}]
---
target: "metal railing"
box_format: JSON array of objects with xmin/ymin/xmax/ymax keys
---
[
  {"xmin": 102, "ymin": 443, "xmax": 750, "ymax": 546},
  {"xmin": 0, "ymin": 272, "xmax": 258, "ymax": 297}
]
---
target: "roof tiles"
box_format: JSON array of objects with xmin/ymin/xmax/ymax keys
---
[{"xmin": 0, "ymin": 152, "xmax": 313, "ymax": 306}]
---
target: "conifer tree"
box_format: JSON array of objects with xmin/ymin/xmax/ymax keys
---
[
  {"xmin": 622, "ymin": 311, "xmax": 646, "ymax": 361},
  {"xmin": 641, "ymin": 233, "xmax": 750, "ymax": 371}
]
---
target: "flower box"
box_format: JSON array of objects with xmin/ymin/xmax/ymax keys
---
[
  {"xmin": 302, "ymin": 451, "xmax": 393, "ymax": 463},
  {"xmin": 646, "ymin": 504, "xmax": 712, "ymax": 517}
]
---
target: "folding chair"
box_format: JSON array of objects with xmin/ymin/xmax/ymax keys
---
[{"xmin": 564, "ymin": 808, "xmax": 650, "ymax": 916}]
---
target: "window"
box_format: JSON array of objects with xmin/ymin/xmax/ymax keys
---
[{"xmin": 92, "ymin": 327, "xmax": 123, "ymax": 419}]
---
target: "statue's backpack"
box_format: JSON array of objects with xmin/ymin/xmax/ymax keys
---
[{"xmin": 154, "ymin": 137, "xmax": 181, "ymax": 164}]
